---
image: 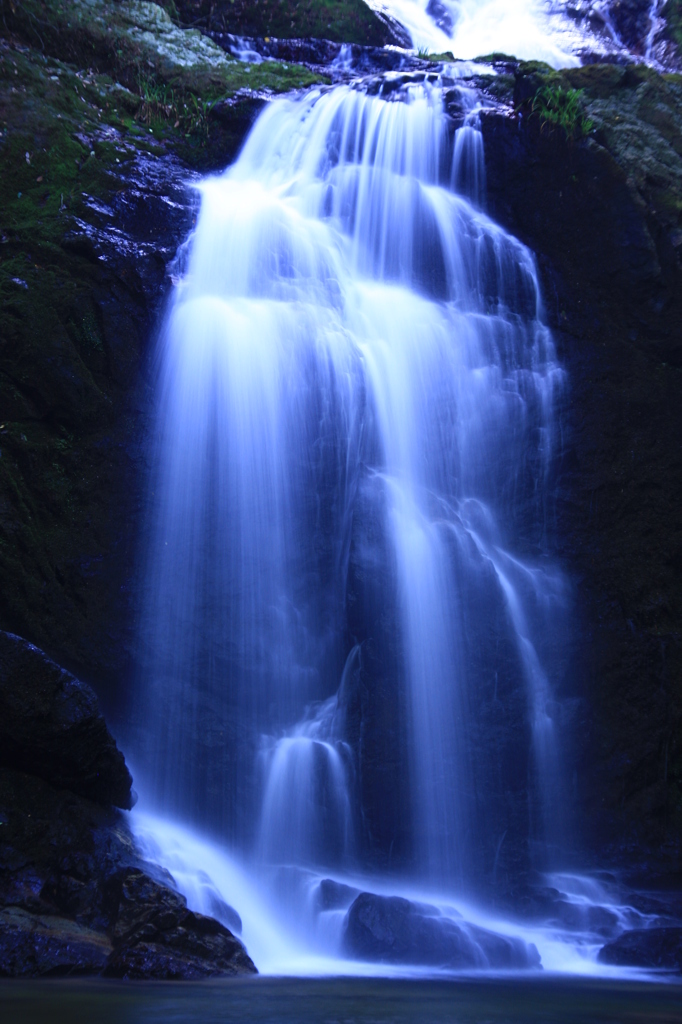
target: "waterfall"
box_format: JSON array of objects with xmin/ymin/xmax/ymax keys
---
[
  {"xmin": 135, "ymin": 78, "xmax": 576, "ymax": 965},
  {"xmin": 371, "ymin": 0, "xmax": 668, "ymax": 66},
  {"xmin": 366, "ymin": 0, "xmax": 581, "ymax": 65}
]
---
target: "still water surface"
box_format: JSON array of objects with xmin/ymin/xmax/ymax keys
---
[{"xmin": 1, "ymin": 977, "xmax": 680, "ymax": 1024}]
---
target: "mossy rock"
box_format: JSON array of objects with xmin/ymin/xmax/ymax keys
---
[
  {"xmin": 4, "ymin": 0, "xmax": 324, "ymax": 103},
  {"xmin": 512, "ymin": 59, "xmax": 682, "ymax": 244},
  {"xmin": 172, "ymin": 0, "xmax": 401, "ymax": 46}
]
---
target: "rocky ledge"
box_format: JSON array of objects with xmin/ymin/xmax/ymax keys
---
[{"xmin": 0, "ymin": 630, "xmax": 256, "ymax": 978}]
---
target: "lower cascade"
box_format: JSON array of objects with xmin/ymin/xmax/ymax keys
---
[{"xmin": 131, "ymin": 79, "xmax": 644, "ymax": 974}]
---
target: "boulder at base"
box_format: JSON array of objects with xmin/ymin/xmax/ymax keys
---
[
  {"xmin": 343, "ymin": 892, "xmax": 540, "ymax": 969},
  {"xmin": 0, "ymin": 631, "xmax": 256, "ymax": 979},
  {"xmin": 598, "ymin": 928, "xmax": 682, "ymax": 972},
  {"xmin": 0, "ymin": 631, "xmax": 133, "ymax": 809},
  {"xmin": 0, "ymin": 768, "xmax": 257, "ymax": 978},
  {"xmin": 104, "ymin": 869, "xmax": 255, "ymax": 979}
]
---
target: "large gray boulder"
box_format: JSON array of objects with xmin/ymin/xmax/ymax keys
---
[{"xmin": 0, "ymin": 632, "xmax": 133, "ymax": 809}]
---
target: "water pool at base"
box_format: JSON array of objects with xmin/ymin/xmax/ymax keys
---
[{"xmin": 1, "ymin": 976, "xmax": 680, "ymax": 1024}]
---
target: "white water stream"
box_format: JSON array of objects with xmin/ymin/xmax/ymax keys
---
[
  {"xmin": 131, "ymin": 36, "xmax": 671, "ymax": 976},
  {"xmin": 370, "ymin": 0, "xmax": 581, "ymax": 64}
]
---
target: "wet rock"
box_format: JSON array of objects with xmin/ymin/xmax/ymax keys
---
[
  {"xmin": 205, "ymin": 893, "xmax": 242, "ymax": 935},
  {"xmin": 500, "ymin": 884, "xmax": 620, "ymax": 937},
  {"xmin": 0, "ymin": 632, "xmax": 133, "ymax": 809},
  {"xmin": 426, "ymin": 0, "xmax": 454, "ymax": 35},
  {"xmin": 103, "ymin": 869, "xmax": 256, "ymax": 978},
  {"xmin": 598, "ymin": 926, "xmax": 682, "ymax": 970},
  {"xmin": 0, "ymin": 907, "xmax": 112, "ymax": 978},
  {"xmin": 607, "ymin": 0, "xmax": 654, "ymax": 53},
  {"xmin": 174, "ymin": 0, "xmax": 409, "ymax": 47},
  {"xmin": 343, "ymin": 892, "xmax": 540, "ymax": 969},
  {"xmin": 316, "ymin": 878, "xmax": 360, "ymax": 911},
  {"xmin": 478, "ymin": 61, "xmax": 682, "ymax": 871},
  {"xmin": 0, "ymin": 768, "xmax": 256, "ymax": 978},
  {"xmin": 210, "ymin": 33, "xmax": 412, "ymax": 77}
]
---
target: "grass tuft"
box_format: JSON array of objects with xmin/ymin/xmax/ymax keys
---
[{"xmin": 529, "ymin": 84, "xmax": 595, "ymax": 140}]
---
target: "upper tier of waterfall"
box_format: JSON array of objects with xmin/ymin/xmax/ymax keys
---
[{"xmin": 367, "ymin": 0, "xmax": 669, "ymax": 68}]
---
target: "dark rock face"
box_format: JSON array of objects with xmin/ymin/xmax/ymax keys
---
[
  {"xmin": 0, "ymin": 767, "xmax": 256, "ymax": 978},
  {"xmin": 0, "ymin": 625, "xmax": 256, "ymax": 979},
  {"xmin": 500, "ymin": 883, "xmax": 621, "ymax": 938},
  {"xmin": 174, "ymin": 0, "xmax": 410, "ymax": 47},
  {"xmin": 315, "ymin": 878, "xmax": 360, "ymax": 911},
  {"xmin": 104, "ymin": 869, "xmax": 255, "ymax": 978},
  {"xmin": 0, "ymin": 631, "xmax": 133, "ymax": 809},
  {"xmin": 210, "ymin": 33, "xmax": 414, "ymax": 77},
  {"xmin": 477, "ymin": 60, "xmax": 682, "ymax": 873},
  {"xmin": 599, "ymin": 926, "xmax": 682, "ymax": 970},
  {"xmin": 0, "ymin": 907, "xmax": 112, "ymax": 978},
  {"xmin": 343, "ymin": 892, "xmax": 540, "ymax": 969},
  {"xmin": 342, "ymin": 470, "xmax": 412, "ymax": 871}
]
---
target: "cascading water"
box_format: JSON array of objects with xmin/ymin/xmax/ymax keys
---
[
  {"xmin": 369, "ymin": 0, "xmax": 670, "ymax": 68},
  {"xmin": 131, "ymin": 76, "xmax": 647, "ymax": 974},
  {"xmin": 368, "ymin": 0, "xmax": 579, "ymax": 64}
]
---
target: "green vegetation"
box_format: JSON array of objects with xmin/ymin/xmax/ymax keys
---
[
  {"xmin": 473, "ymin": 52, "xmax": 520, "ymax": 63},
  {"xmin": 560, "ymin": 62, "xmax": 682, "ymax": 234},
  {"xmin": 425, "ymin": 50, "xmax": 457, "ymax": 62},
  {"xmin": 529, "ymin": 84, "xmax": 594, "ymax": 139}
]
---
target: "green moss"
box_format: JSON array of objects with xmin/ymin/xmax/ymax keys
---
[
  {"xmin": 516, "ymin": 60, "xmax": 556, "ymax": 77},
  {"xmin": 473, "ymin": 52, "xmax": 520, "ymax": 63},
  {"xmin": 5, "ymin": 1, "xmax": 325, "ymax": 112},
  {"xmin": 562, "ymin": 63, "xmax": 627, "ymax": 99}
]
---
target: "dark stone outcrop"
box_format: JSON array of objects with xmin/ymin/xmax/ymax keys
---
[
  {"xmin": 0, "ymin": 763, "xmax": 256, "ymax": 978},
  {"xmin": 343, "ymin": 892, "xmax": 541, "ymax": 969},
  {"xmin": 210, "ymin": 33, "xmax": 415, "ymax": 77},
  {"xmin": 103, "ymin": 869, "xmax": 255, "ymax": 978},
  {"xmin": 598, "ymin": 926, "xmax": 682, "ymax": 970},
  {"xmin": 315, "ymin": 878, "xmax": 360, "ymax": 911},
  {"xmin": 0, "ymin": 631, "xmax": 133, "ymax": 809},
  {"xmin": 0, "ymin": 631, "xmax": 256, "ymax": 978},
  {"xmin": 0, "ymin": 907, "xmax": 112, "ymax": 978},
  {"xmin": 497, "ymin": 883, "xmax": 620, "ymax": 938},
  {"xmin": 174, "ymin": 0, "xmax": 410, "ymax": 47},
  {"xmin": 474, "ymin": 58, "xmax": 682, "ymax": 875}
]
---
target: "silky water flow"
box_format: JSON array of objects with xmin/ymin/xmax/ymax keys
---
[{"xmin": 131, "ymin": 82, "xmax": 648, "ymax": 975}]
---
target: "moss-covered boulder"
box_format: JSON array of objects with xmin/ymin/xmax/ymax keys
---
[
  {"xmin": 3, "ymin": 0, "xmax": 323, "ymax": 115},
  {"xmin": 172, "ymin": 0, "xmax": 408, "ymax": 46}
]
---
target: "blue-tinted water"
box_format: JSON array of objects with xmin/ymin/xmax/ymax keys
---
[{"xmin": 1, "ymin": 976, "xmax": 680, "ymax": 1023}]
